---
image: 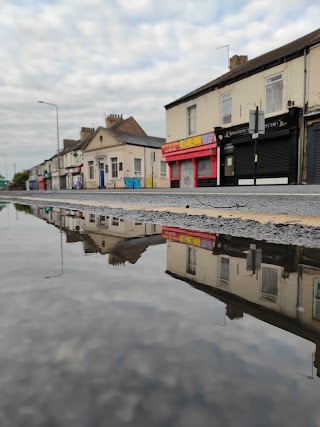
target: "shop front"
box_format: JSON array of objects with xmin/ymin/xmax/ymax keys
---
[
  {"xmin": 215, "ymin": 107, "xmax": 301, "ymax": 186},
  {"xmin": 162, "ymin": 132, "xmax": 217, "ymax": 188},
  {"xmin": 37, "ymin": 176, "xmax": 45, "ymax": 191}
]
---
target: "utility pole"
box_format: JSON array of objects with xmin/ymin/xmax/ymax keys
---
[{"xmin": 249, "ymin": 107, "xmax": 265, "ymax": 186}]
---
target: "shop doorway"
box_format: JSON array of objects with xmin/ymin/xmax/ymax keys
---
[
  {"xmin": 223, "ymin": 154, "xmax": 235, "ymax": 185},
  {"xmin": 99, "ymin": 162, "xmax": 105, "ymax": 188}
]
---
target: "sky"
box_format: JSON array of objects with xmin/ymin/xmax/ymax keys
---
[{"xmin": 0, "ymin": 0, "xmax": 319, "ymax": 178}]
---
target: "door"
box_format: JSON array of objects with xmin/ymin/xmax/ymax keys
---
[
  {"xmin": 222, "ymin": 154, "xmax": 235, "ymax": 185},
  {"xmin": 99, "ymin": 162, "xmax": 105, "ymax": 188},
  {"xmin": 180, "ymin": 160, "xmax": 194, "ymax": 188}
]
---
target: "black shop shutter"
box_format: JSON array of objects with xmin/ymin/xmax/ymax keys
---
[
  {"xmin": 235, "ymin": 138, "xmax": 290, "ymax": 177},
  {"xmin": 314, "ymin": 129, "xmax": 320, "ymax": 184},
  {"xmin": 307, "ymin": 124, "xmax": 320, "ymax": 184},
  {"xmin": 257, "ymin": 138, "xmax": 290, "ymax": 175},
  {"xmin": 234, "ymin": 143, "xmax": 254, "ymax": 176}
]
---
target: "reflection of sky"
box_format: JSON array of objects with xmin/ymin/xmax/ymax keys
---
[{"xmin": 0, "ymin": 204, "xmax": 319, "ymax": 426}]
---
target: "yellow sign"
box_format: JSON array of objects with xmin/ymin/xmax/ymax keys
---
[
  {"xmin": 179, "ymin": 135, "xmax": 201, "ymax": 150},
  {"xmin": 179, "ymin": 235, "xmax": 201, "ymax": 247}
]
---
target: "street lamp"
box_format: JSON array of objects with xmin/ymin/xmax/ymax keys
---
[{"xmin": 38, "ymin": 101, "xmax": 61, "ymax": 191}]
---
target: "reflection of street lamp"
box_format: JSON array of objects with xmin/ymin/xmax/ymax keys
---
[
  {"xmin": 38, "ymin": 101, "xmax": 61, "ymax": 191},
  {"xmin": 296, "ymin": 352, "xmax": 315, "ymax": 380},
  {"xmin": 45, "ymin": 212, "xmax": 64, "ymax": 279}
]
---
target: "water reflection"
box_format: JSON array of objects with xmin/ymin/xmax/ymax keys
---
[
  {"xmin": 30, "ymin": 205, "xmax": 164, "ymax": 266},
  {"xmin": 163, "ymin": 225, "xmax": 320, "ymax": 378},
  {"xmin": 1, "ymin": 204, "xmax": 320, "ymax": 426}
]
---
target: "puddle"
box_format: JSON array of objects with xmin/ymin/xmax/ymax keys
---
[{"xmin": 1, "ymin": 202, "xmax": 320, "ymax": 426}]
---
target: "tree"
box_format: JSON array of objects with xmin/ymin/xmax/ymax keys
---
[{"xmin": 12, "ymin": 170, "xmax": 29, "ymax": 190}]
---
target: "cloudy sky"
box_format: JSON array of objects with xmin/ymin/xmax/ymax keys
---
[{"xmin": 0, "ymin": 0, "xmax": 319, "ymax": 178}]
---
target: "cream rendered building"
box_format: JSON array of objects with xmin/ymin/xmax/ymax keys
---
[
  {"xmin": 164, "ymin": 28, "xmax": 320, "ymax": 186},
  {"xmin": 83, "ymin": 115, "xmax": 169, "ymax": 189}
]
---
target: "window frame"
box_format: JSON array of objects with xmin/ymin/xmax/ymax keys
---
[
  {"xmin": 265, "ymin": 72, "xmax": 284, "ymax": 115},
  {"xmin": 88, "ymin": 161, "xmax": 94, "ymax": 180},
  {"xmin": 219, "ymin": 256, "xmax": 230, "ymax": 287},
  {"xmin": 221, "ymin": 92, "xmax": 232, "ymax": 125},
  {"xmin": 187, "ymin": 105, "xmax": 197, "ymax": 136},
  {"xmin": 260, "ymin": 265, "xmax": 279, "ymax": 302},
  {"xmin": 186, "ymin": 246, "xmax": 197, "ymax": 275},
  {"xmin": 133, "ymin": 158, "xmax": 142, "ymax": 177},
  {"xmin": 111, "ymin": 157, "xmax": 118, "ymax": 179},
  {"xmin": 160, "ymin": 160, "xmax": 167, "ymax": 178},
  {"xmin": 313, "ymin": 278, "xmax": 320, "ymax": 320},
  {"xmin": 112, "ymin": 216, "xmax": 119, "ymax": 227}
]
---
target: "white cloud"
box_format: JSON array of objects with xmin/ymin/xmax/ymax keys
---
[{"xmin": 0, "ymin": 0, "xmax": 319, "ymax": 177}]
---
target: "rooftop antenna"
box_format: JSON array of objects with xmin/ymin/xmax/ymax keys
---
[{"xmin": 217, "ymin": 44, "xmax": 230, "ymax": 70}]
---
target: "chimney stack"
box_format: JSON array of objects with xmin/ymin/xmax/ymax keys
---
[
  {"xmin": 105, "ymin": 113, "xmax": 124, "ymax": 129},
  {"xmin": 80, "ymin": 127, "xmax": 95, "ymax": 140},
  {"xmin": 229, "ymin": 55, "xmax": 248, "ymax": 71}
]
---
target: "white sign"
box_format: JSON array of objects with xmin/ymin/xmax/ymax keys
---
[
  {"xmin": 249, "ymin": 110, "xmax": 265, "ymax": 134},
  {"xmin": 150, "ymin": 151, "xmax": 155, "ymax": 165}
]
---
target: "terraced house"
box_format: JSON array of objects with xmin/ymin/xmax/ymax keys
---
[{"xmin": 163, "ymin": 28, "xmax": 320, "ymax": 187}]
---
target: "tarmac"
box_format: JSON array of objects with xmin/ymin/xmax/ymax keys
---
[{"xmin": 1, "ymin": 187, "xmax": 320, "ymax": 247}]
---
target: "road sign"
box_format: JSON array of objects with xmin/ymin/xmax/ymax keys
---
[{"xmin": 249, "ymin": 109, "xmax": 265, "ymax": 134}]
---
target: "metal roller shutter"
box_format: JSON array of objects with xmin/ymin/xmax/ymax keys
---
[
  {"xmin": 235, "ymin": 137, "xmax": 290, "ymax": 178},
  {"xmin": 314, "ymin": 130, "xmax": 320, "ymax": 184}
]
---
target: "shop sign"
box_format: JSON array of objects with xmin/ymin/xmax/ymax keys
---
[
  {"xmin": 162, "ymin": 132, "xmax": 215, "ymax": 154},
  {"xmin": 179, "ymin": 235, "xmax": 201, "ymax": 247},
  {"xmin": 216, "ymin": 113, "xmax": 290, "ymax": 142},
  {"xmin": 162, "ymin": 228, "xmax": 215, "ymax": 250}
]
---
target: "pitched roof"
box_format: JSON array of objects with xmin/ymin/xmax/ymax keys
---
[
  {"xmin": 165, "ymin": 28, "xmax": 320, "ymax": 110},
  {"xmin": 109, "ymin": 129, "xmax": 165, "ymax": 148}
]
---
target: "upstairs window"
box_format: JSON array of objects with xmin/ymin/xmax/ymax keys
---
[
  {"xmin": 188, "ymin": 105, "xmax": 197, "ymax": 135},
  {"xmin": 221, "ymin": 92, "xmax": 232, "ymax": 125},
  {"xmin": 261, "ymin": 266, "xmax": 278, "ymax": 302},
  {"xmin": 266, "ymin": 73, "xmax": 283, "ymax": 114}
]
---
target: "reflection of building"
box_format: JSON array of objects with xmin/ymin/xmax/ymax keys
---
[
  {"xmin": 31, "ymin": 206, "xmax": 164, "ymax": 265},
  {"xmin": 164, "ymin": 226, "xmax": 320, "ymax": 376}
]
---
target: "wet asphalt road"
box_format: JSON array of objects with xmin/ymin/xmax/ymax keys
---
[
  {"xmin": 1, "ymin": 186, "xmax": 320, "ymax": 247},
  {"xmin": 1, "ymin": 185, "xmax": 320, "ymax": 217}
]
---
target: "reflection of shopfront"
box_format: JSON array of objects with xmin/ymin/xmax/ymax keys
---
[
  {"xmin": 162, "ymin": 132, "xmax": 217, "ymax": 188},
  {"xmin": 215, "ymin": 108, "xmax": 301, "ymax": 186}
]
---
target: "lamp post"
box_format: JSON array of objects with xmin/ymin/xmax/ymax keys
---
[{"xmin": 38, "ymin": 101, "xmax": 61, "ymax": 191}]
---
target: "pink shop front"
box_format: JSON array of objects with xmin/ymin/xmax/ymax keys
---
[{"xmin": 162, "ymin": 132, "xmax": 217, "ymax": 188}]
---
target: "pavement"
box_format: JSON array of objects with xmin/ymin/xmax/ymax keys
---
[{"xmin": 1, "ymin": 186, "xmax": 320, "ymax": 247}]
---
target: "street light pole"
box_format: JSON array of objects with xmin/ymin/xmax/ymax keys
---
[{"xmin": 38, "ymin": 101, "xmax": 61, "ymax": 191}]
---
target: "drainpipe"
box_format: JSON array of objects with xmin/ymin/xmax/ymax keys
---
[
  {"xmin": 144, "ymin": 146, "xmax": 146, "ymax": 188},
  {"xmin": 298, "ymin": 48, "xmax": 308, "ymax": 184}
]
